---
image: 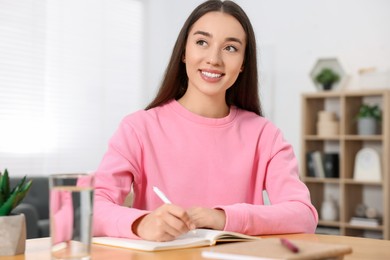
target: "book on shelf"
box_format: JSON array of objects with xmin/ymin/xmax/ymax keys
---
[
  {"xmin": 307, "ymin": 151, "xmax": 339, "ymax": 178},
  {"xmin": 306, "ymin": 152, "xmax": 316, "ymax": 177},
  {"xmin": 310, "ymin": 151, "xmax": 325, "ymax": 178},
  {"xmin": 323, "ymin": 153, "xmax": 339, "ymax": 178},
  {"xmin": 92, "ymin": 229, "xmax": 259, "ymax": 252},
  {"xmin": 349, "ymin": 217, "xmax": 382, "ymax": 227},
  {"xmin": 315, "ymin": 226, "xmax": 341, "ymax": 236},
  {"xmin": 363, "ymin": 230, "xmax": 383, "ymax": 239}
]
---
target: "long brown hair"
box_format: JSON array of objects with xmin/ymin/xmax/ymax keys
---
[{"xmin": 145, "ymin": 0, "xmax": 262, "ymax": 116}]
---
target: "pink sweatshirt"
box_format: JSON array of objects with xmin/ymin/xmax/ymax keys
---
[{"xmin": 93, "ymin": 100, "xmax": 318, "ymax": 238}]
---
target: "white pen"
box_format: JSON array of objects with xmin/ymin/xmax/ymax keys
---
[
  {"xmin": 153, "ymin": 186, "xmax": 197, "ymax": 234},
  {"xmin": 153, "ymin": 186, "xmax": 172, "ymax": 204}
]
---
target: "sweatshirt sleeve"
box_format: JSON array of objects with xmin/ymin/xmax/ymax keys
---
[
  {"xmin": 92, "ymin": 118, "xmax": 149, "ymax": 239},
  {"xmin": 217, "ymin": 128, "xmax": 318, "ymax": 235}
]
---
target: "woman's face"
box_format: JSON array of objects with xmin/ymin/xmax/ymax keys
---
[{"xmin": 184, "ymin": 11, "xmax": 246, "ymax": 102}]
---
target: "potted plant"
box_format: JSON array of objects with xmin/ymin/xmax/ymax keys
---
[
  {"xmin": 315, "ymin": 68, "xmax": 340, "ymax": 91},
  {"xmin": 0, "ymin": 169, "xmax": 32, "ymax": 256},
  {"xmin": 356, "ymin": 104, "xmax": 382, "ymax": 135}
]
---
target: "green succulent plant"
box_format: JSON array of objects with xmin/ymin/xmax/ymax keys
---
[
  {"xmin": 315, "ymin": 68, "xmax": 340, "ymax": 90},
  {"xmin": 0, "ymin": 169, "xmax": 32, "ymax": 216}
]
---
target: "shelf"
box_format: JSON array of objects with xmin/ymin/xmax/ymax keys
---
[
  {"xmin": 303, "ymin": 177, "xmax": 340, "ymax": 184},
  {"xmin": 303, "ymin": 176, "xmax": 383, "ymax": 187},
  {"xmin": 343, "ymin": 179, "xmax": 382, "ymax": 186},
  {"xmin": 304, "ymin": 135, "xmax": 340, "ymax": 141},
  {"xmin": 344, "ymin": 135, "xmax": 382, "ymax": 141},
  {"xmin": 318, "ymin": 220, "xmax": 341, "ymax": 227},
  {"xmin": 304, "ymin": 135, "xmax": 382, "ymax": 141},
  {"xmin": 344, "ymin": 224, "xmax": 384, "ymax": 231},
  {"xmin": 301, "ymin": 89, "xmax": 390, "ymax": 239}
]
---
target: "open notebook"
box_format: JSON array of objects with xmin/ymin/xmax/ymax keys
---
[{"xmin": 92, "ymin": 229, "xmax": 260, "ymax": 252}]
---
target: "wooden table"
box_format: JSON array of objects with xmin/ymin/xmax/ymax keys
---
[{"xmin": 1, "ymin": 234, "xmax": 389, "ymax": 260}]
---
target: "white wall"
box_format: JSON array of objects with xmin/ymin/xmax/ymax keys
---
[
  {"xmin": 143, "ymin": 0, "xmax": 390, "ymax": 163},
  {"xmin": 0, "ymin": 0, "xmax": 144, "ymax": 176}
]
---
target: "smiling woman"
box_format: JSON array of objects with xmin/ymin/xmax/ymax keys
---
[
  {"xmin": 92, "ymin": 0, "xmax": 318, "ymax": 243},
  {"xmin": 180, "ymin": 11, "xmax": 246, "ymax": 118},
  {"xmin": 0, "ymin": 0, "xmax": 144, "ymax": 175}
]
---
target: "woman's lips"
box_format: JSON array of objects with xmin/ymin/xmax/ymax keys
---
[{"xmin": 200, "ymin": 70, "xmax": 224, "ymax": 82}]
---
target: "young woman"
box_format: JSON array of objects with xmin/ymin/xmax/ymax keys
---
[{"xmin": 92, "ymin": 0, "xmax": 318, "ymax": 242}]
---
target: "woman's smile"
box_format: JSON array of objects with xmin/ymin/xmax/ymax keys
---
[{"xmin": 200, "ymin": 69, "xmax": 224, "ymax": 82}]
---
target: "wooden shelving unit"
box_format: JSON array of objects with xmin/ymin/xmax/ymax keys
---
[{"xmin": 301, "ymin": 89, "xmax": 390, "ymax": 239}]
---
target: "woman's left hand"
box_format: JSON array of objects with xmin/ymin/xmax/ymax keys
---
[{"xmin": 186, "ymin": 207, "xmax": 226, "ymax": 230}]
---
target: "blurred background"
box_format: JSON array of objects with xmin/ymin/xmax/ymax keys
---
[{"xmin": 1, "ymin": 0, "xmax": 390, "ymax": 176}]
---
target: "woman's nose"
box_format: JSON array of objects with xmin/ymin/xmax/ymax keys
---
[{"xmin": 207, "ymin": 48, "xmax": 222, "ymax": 66}]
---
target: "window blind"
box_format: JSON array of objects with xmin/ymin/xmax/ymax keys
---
[{"xmin": 0, "ymin": 0, "xmax": 144, "ymax": 176}]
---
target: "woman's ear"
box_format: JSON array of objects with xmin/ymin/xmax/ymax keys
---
[
  {"xmin": 182, "ymin": 55, "xmax": 186, "ymax": 63},
  {"xmin": 240, "ymin": 66, "xmax": 244, "ymax": 72}
]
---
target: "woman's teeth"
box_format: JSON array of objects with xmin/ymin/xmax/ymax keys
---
[{"xmin": 202, "ymin": 71, "xmax": 222, "ymax": 78}]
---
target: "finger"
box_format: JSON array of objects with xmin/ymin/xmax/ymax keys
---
[
  {"xmin": 163, "ymin": 204, "xmax": 195, "ymax": 230},
  {"xmin": 160, "ymin": 213, "xmax": 190, "ymax": 237},
  {"xmin": 138, "ymin": 211, "xmax": 186, "ymax": 242},
  {"xmin": 152, "ymin": 205, "xmax": 191, "ymax": 237}
]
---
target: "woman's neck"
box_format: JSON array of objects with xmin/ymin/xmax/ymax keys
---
[{"xmin": 177, "ymin": 94, "xmax": 229, "ymax": 118}]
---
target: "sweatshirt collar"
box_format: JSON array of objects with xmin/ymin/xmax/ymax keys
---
[{"xmin": 168, "ymin": 100, "xmax": 238, "ymax": 126}]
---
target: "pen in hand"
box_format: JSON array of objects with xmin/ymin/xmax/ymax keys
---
[
  {"xmin": 280, "ymin": 238, "xmax": 299, "ymax": 253},
  {"xmin": 152, "ymin": 186, "xmax": 197, "ymax": 233},
  {"xmin": 153, "ymin": 186, "xmax": 172, "ymax": 204}
]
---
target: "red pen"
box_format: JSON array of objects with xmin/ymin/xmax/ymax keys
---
[{"xmin": 280, "ymin": 238, "xmax": 300, "ymax": 253}]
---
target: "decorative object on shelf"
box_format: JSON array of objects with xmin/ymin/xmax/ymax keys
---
[
  {"xmin": 307, "ymin": 150, "xmax": 325, "ymax": 178},
  {"xmin": 306, "ymin": 152, "xmax": 316, "ymax": 178},
  {"xmin": 354, "ymin": 203, "xmax": 367, "ymax": 218},
  {"xmin": 365, "ymin": 207, "xmax": 379, "ymax": 219},
  {"xmin": 0, "ymin": 169, "xmax": 32, "ymax": 256},
  {"xmin": 349, "ymin": 216, "xmax": 381, "ymax": 227},
  {"xmin": 321, "ymin": 195, "xmax": 338, "ymax": 221},
  {"xmin": 323, "ymin": 153, "xmax": 339, "ymax": 178},
  {"xmin": 358, "ymin": 67, "xmax": 390, "ymax": 89},
  {"xmin": 350, "ymin": 204, "xmax": 382, "ymax": 227},
  {"xmin": 353, "ymin": 148, "xmax": 381, "ymax": 182},
  {"xmin": 355, "ymin": 103, "xmax": 381, "ymax": 135},
  {"xmin": 315, "ymin": 68, "xmax": 340, "ymax": 90},
  {"xmin": 310, "ymin": 58, "xmax": 347, "ymax": 91},
  {"xmin": 316, "ymin": 111, "xmax": 339, "ymax": 136}
]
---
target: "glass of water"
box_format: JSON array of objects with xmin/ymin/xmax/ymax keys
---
[{"xmin": 49, "ymin": 173, "xmax": 94, "ymax": 260}]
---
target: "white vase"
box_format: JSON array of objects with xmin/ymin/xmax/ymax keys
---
[
  {"xmin": 0, "ymin": 214, "xmax": 26, "ymax": 256},
  {"xmin": 321, "ymin": 197, "xmax": 338, "ymax": 221},
  {"xmin": 357, "ymin": 118, "xmax": 378, "ymax": 135}
]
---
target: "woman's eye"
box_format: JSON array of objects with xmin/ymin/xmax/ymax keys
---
[
  {"xmin": 196, "ymin": 40, "xmax": 207, "ymax": 46},
  {"xmin": 225, "ymin": 45, "xmax": 238, "ymax": 52}
]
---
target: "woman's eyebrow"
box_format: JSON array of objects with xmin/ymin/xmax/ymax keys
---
[
  {"xmin": 193, "ymin": 30, "xmax": 243, "ymax": 45},
  {"xmin": 193, "ymin": 30, "xmax": 211, "ymax": 37}
]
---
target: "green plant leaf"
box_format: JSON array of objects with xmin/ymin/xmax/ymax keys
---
[
  {"xmin": 0, "ymin": 188, "xmax": 18, "ymax": 216},
  {"xmin": 0, "ymin": 171, "xmax": 33, "ymax": 216},
  {"xmin": 12, "ymin": 180, "xmax": 32, "ymax": 207},
  {"xmin": 0, "ymin": 169, "xmax": 10, "ymax": 201},
  {"xmin": 10, "ymin": 176, "xmax": 26, "ymax": 195},
  {"xmin": 356, "ymin": 103, "xmax": 382, "ymax": 121},
  {"xmin": 0, "ymin": 172, "xmax": 3, "ymax": 204},
  {"xmin": 315, "ymin": 68, "xmax": 340, "ymax": 86},
  {"xmin": 0, "ymin": 191, "xmax": 4, "ymax": 205}
]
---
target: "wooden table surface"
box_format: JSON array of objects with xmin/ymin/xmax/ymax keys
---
[{"xmin": 1, "ymin": 233, "xmax": 389, "ymax": 260}]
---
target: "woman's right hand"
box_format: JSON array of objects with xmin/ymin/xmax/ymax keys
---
[{"xmin": 132, "ymin": 204, "xmax": 195, "ymax": 241}]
